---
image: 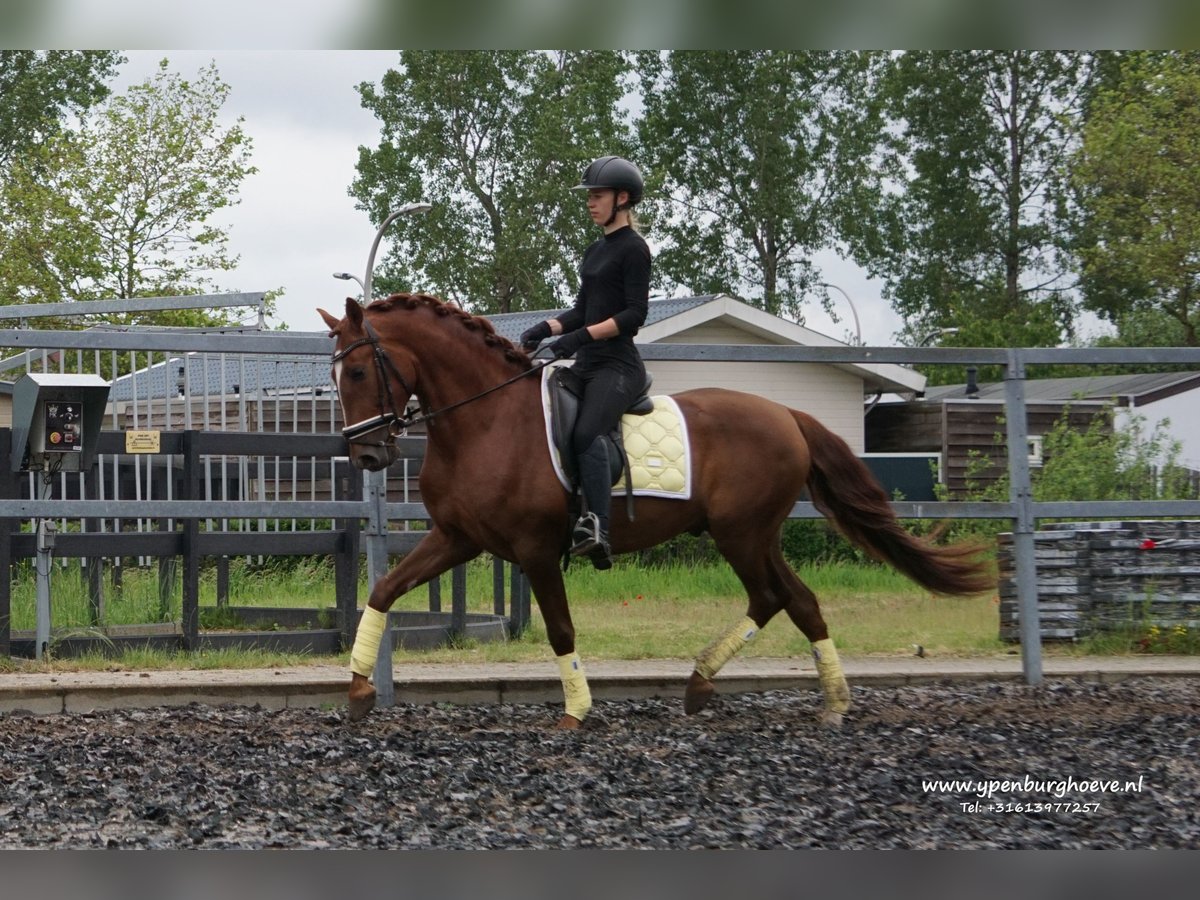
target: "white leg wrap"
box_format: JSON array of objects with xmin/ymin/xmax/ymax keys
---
[
  {"xmin": 695, "ymin": 616, "xmax": 758, "ymax": 681},
  {"xmin": 350, "ymin": 606, "xmax": 389, "ymax": 678},
  {"xmin": 812, "ymin": 637, "xmax": 851, "ymax": 715},
  {"xmin": 556, "ymin": 652, "xmax": 592, "ymax": 722}
]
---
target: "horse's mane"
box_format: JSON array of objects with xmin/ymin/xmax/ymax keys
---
[{"xmin": 367, "ymin": 293, "xmax": 532, "ymax": 371}]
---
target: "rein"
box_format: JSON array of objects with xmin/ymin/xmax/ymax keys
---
[{"xmin": 333, "ymin": 318, "xmax": 547, "ymax": 445}]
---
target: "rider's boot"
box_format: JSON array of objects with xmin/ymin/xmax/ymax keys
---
[{"xmin": 572, "ymin": 438, "xmax": 614, "ymax": 570}]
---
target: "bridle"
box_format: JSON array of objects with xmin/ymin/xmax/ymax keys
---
[
  {"xmin": 331, "ymin": 318, "xmax": 418, "ymax": 449},
  {"xmin": 331, "ymin": 317, "xmax": 548, "ymax": 450}
]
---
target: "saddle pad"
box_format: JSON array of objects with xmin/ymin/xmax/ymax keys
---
[{"xmin": 541, "ymin": 366, "xmax": 692, "ymax": 500}]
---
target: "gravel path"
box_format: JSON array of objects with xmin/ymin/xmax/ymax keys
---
[{"xmin": 1, "ymin": 678, "xmax": 1196, "ymax": 848}]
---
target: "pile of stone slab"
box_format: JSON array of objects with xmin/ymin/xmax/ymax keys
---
[{"xmin": 998, "ymin": 520, "xmax": 1200, "ymax": 642}]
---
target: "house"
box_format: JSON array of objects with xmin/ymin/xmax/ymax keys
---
[
  {"xmin": 2, "ymin": 297, "xmax": 928, "ymax": 503},
  {"xmin": 867, "ymin": 370, "xmax": 1200, "ymax": 496},
  {"xmin": 491, "ymin": 294, "xmax": 924, "ymax": 455}
]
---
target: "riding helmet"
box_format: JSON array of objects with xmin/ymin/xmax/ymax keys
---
[{"xmin": 572, "ymin": 155, "xmax": 644, "ymax": 206}]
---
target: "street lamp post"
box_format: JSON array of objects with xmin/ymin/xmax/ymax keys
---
[
  {"xmin": 918, "ymin": 327, "xmax": 960, "ymax": 347},
  {"xmin": 331, "ymin": 271, "xmax": 366, "ymax": 296},
  {"xmin": 362, "ymin": 202, "xmax": 433, "ymax": 301},
  {"xmin": 818, "ymin": 282, "xmax": 862, "ymax": 346}
]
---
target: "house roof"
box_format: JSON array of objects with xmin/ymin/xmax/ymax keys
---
[
  {"xmin": 21, "ymin": 294, "xmax": 921, "ymax": 401},
  {"xmin": 491, "ymin": 293, "xmax": 925, "ymax": 394},
  {"xmin": 920, "ymin": 371, "xmax": 1200, "ymax": 406},
  {"xmin": 486, "ymin": 295, "xmax": 715, "ymax": 341}
]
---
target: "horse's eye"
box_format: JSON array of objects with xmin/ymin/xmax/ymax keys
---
[{"xmin": 348, "ymin": 367, "xmax": 367, "ymax": 382}]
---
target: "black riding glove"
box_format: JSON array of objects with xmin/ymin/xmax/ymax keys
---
[
  {"xmin": 548, "ymin": 327, "xmax": 594, "ymax": 359},
  {"xmin": 519, "ymin": 321, "xmax": 553, "ymax": 351}
]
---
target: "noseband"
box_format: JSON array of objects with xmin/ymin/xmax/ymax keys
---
[{"xmin": 332, "ymin": 319, "xmax": 417, "ymax": 448}]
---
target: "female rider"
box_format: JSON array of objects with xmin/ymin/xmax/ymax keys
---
[{"xmin": 520, "ymin": 155, "xmax": 651, "ymax": 570}]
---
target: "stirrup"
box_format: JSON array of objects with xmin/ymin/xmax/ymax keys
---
[{"xmin": 570, "ymin": 513, "xmax": 612, "ymax": 570}]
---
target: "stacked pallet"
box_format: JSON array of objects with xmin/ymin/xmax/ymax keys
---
[{"xmin": 998, "ymin": 520, "xmax": 1200, "ymax": 642}]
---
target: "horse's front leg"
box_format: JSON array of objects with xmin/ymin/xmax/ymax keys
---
[
  {"xmin": 348, "ymin": 526, "xmax": 480, "ymax": 721},
  {"xmin": 520, "ymin": 555, "xmax": 591, "ymax": 730}
]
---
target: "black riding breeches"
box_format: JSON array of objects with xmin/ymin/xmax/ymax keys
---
[{"xmin": 571, "ymin": 364, "xmax": 644, "ymax": 530}]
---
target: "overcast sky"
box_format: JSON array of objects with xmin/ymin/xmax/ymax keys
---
[{"xmin": 111, "ymin": 50, "xmax": 904, "ymax": 344}]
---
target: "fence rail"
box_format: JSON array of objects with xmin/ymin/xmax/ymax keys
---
[{"xmin": 3, "ymin": 318, "xmax": 1200, "ymax": 682}]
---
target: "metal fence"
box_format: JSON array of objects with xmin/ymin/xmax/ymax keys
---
[{"xmin": 2, "ymin": 297, "xmax": 1200, "ymax": 685}]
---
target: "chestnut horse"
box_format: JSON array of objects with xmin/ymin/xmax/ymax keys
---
[{"xmin": 319, "ymin": 294, "xmax": 994, "ymax": 729}]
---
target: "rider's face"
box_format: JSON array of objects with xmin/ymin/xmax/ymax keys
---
[{"xmin": 586, "ymin": 188, "xmax": 626, "ymax": 224}]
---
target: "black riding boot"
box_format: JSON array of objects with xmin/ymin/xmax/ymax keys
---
[{"xmin": 572, "ymin": 437, "xmax": 613, "ymax": 570}]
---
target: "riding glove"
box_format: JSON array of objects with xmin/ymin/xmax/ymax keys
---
[
  {"xmin": 519, "ymin": 321, "xmax": 552, "ymax": 351},
  {"xmin": 548, "ymin": 327, "xmax": 594, "ymax": 359}
]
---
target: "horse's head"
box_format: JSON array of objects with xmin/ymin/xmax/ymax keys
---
[{"xmin": 319, "ymin": 297, "xmax": 417, "ymax": 471}]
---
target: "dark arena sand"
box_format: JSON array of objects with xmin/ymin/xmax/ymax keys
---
[{"xmin": 1, "ymin": 678, "xmax": 1196, "ymax": 848}]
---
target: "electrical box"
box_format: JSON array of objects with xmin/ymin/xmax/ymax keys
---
[{"xmin": 11, "ymin": 373, "xmax": 111, "ymax": 472}]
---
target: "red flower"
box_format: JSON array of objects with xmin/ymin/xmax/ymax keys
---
[{"xmin": 1140, "ymin": 539, "xmax": 1157, "ymax": 551}]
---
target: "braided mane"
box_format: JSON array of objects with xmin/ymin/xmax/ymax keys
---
[{"xmin": 367, "ymin": 293, "xmax": 532, "ymax": 371}]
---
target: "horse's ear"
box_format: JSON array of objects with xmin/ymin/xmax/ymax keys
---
[
  {"xmin": 344, "ymin": 297, "xmax": 364, "ymax": 328},
  {"xmin": 317, "ymin": 308, "xmax": 341, "ymax": 333}
]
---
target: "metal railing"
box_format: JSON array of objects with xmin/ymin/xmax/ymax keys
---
[{"xmin": 2, "ymin": 313, "xmax": 1199, "ymax": 683}]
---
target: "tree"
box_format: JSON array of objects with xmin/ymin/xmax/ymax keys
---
[
  {"xmin": 0, "ymin": 51, "xmax": 122, "ymax": 169},
  {"xmin": 0, "ymin": 59, "xmax": 259, "ymax": 327},
  {"xmin": 351, "ymin": 51, "xmax": 632, "ymax": 314},
  {"xmin": 873, "ymin": 51, "xmax": 1096, "ymax": 354},
  {"xmin": 635, "ymin": 51, "xmax": 886, "ymax": 321},
  {"xmin": 1071, "ymin": 52, "xmax": 1200, "ymax": 347}
]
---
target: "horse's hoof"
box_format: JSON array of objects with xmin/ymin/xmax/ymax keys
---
[
  {"xmin": 818, "ymin": 709, "xmax": 844, "ymax": 729},
  {"xmin": 684, "ymin": 671, "xmax": 715, "ymax": 715},
  {"xmin": 348, "ymin": 687, "xmax": 377, "ymax": 722},
  {"xmin": 554, "ymin": 714, "xmax": 583, "ymax": 730}
]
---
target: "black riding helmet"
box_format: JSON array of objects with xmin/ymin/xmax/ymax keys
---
[{"xmin": 572, "ymin": 155, "xmax": 644, "ymax": 207}]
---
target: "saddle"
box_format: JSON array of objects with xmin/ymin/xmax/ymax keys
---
[{"xmin": 546, "ymin": 366, "xmax": 654, "ymax": 518}]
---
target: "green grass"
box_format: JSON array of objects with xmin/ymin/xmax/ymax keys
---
[{"xmin": 5, "ymin": 556, "xmax": 1014, "ymax": 672}]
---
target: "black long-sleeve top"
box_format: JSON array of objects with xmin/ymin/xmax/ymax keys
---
[{"xmin": 555, "ymin": 225, "xmax": 650, "ymax": 374}]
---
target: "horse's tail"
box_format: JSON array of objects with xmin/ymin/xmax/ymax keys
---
[{"xmin": 791, "ymin": 409, "xmax": 996, "ymax": 596}]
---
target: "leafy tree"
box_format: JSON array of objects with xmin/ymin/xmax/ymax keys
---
[
  {"xmin": 943, "ymin": 405, "xmax": 1197, "ymax": 541},
  {"xmin": 873, "ymin": 51, "xmax": 1096, "ymax": 356},
  {"xmin": 1071, "ymin": 51, "xmax": 1200, "ymax": 347},
  {"xmin": 0, "ymin": 60, "xmax": 260, "ymax": 327},
  {"xmin": 635, "ymin": 51, "xmax": 886, "ymax": 320},
  {"xmin": 351, "ymin": 51, "xmax": 632, "ymax": 314},
  {"xmin": 0, "ymin": 50, "xmax": 122, "ymax": 169}
]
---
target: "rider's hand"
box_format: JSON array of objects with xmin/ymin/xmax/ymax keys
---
[
  {"xmin": 548, "ymin": 327, "xmax": 594, "ymax": 360},
  {"xmin": 519, "ymin": 321, "xmax": 552, "ymax": 351}
]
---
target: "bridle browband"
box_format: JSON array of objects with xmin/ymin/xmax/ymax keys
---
[
  {"xmin": 332, "ymin": 318, "xmax": 418, "ymax": 447},
  {"xmin": 331, "ymin": 317, "xmax": 546, "ymax": 448}
]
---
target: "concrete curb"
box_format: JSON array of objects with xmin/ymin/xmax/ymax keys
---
[{"xmin": 3, "ymin": 656, "xmax": 1199, "ymax": 716}]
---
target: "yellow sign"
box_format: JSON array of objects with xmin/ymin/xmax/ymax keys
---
[{"xmin": 125, "ymin": 430, "xmax": 161, "ymax": 454}]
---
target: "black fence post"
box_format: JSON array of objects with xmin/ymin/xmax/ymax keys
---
[
  {"xmin": 450, "ymin": 563, "xmax": 467, "ymax": 640},
  {"xmin": 335, "ymin": 458, "xmax": 361, "ymax": 650},
  {"xmin": 509, "ymin": 564, "xmax": 529, "ymax": 636},
  {"xmin": 492, "ymin": 556, "xmax": 505, "ymax": 616},
  {"xmin": 216, "ymin": 557, "xmax": 230, "ymax": 607},
  {"xmin": 84, "ymin": 461, "xmax": 104, "ymax": 625},
  {"xmin": 0, "ymin": 430, "xmax": 12, "ymax": 658},
  {"xmin": 180, "ymin": 430, "xmax": 200, "ymax": 650}
]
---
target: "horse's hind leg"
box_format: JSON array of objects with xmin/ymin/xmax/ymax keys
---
[
  {"xmin": 684, "ymin": 529, "xmax": 788, "ymax": 715},
  {"xmin": 768, "ymin": 545, "xmax": 851, "ymax": 727},
  {"xmin": 686, "ymin": 533, "xmax": 850, "ymax": 728}
]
